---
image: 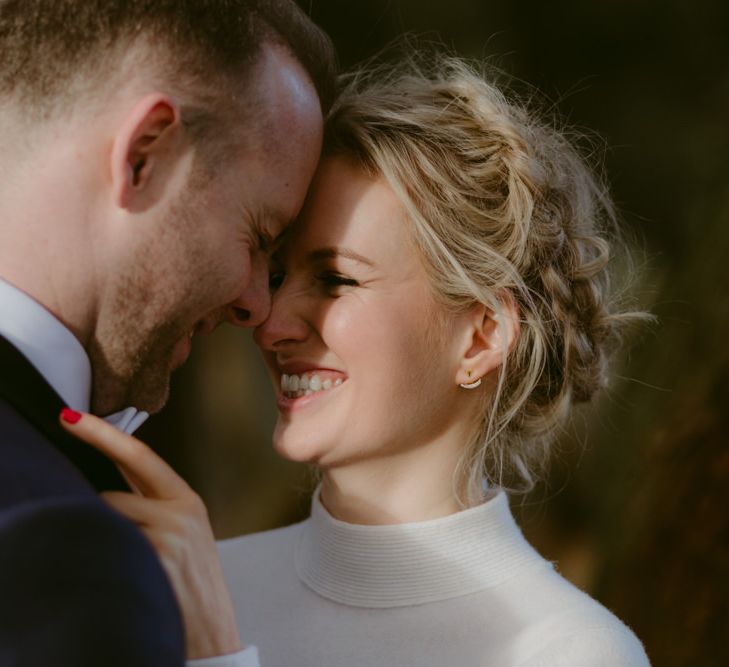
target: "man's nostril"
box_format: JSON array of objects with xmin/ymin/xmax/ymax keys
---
[{"xmin": 232, "ymin": 307, "xmax": 251, "ymax": 322}]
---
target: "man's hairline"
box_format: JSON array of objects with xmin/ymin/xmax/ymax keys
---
[
  {"xmin": 1, "ymin": 30, "xmax": 322, "ymax": 185},
  {"xmin": 3, "ymin": 26, "xmax": 312, "ymax": 133}
]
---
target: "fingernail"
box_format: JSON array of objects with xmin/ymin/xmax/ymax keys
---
[{"xmin": 60, "ymin": 407, "xmax": 82, "ymax": 424}]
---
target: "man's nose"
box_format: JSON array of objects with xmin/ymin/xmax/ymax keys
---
[{"xmin": 226, "ymin": 259, "xmax": 271, "ymax": 329}]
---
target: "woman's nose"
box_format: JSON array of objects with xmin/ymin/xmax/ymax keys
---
[{"xmin": 253, "ymin": 280, "xmax": 309, "ymax": 351}]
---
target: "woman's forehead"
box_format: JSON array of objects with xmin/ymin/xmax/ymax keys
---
[{"xmin": 287, "ymin": 160, "xmax": 409, "ymax": 254}]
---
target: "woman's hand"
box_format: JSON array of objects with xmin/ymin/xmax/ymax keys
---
[{"xmin": 59, "ymin": 409, "xmax": 242, "ymax": 660}]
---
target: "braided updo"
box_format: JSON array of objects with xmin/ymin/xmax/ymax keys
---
[{"xmin": 324, "ymin": 51, "xmax": 642, "ymax": 503}]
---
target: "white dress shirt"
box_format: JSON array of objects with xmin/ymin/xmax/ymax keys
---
[
  {"xmin": 0, "ymin": 278, "xmax": 261, "ymax": 667},
  {"xmin": 0, "ymin": 277, "xmax": 148, "ymax": 432}
]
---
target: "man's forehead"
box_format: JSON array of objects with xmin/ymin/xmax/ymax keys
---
[{"xmin": 238, "ymin": 43, "xmax": 323, "ymax": 140}]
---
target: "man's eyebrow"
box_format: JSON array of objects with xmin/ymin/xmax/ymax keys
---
[
  {"xmin": 308, "ymin": 247, "xmax": 376, "ymax": 268},
  {"xmin": 258, "ymin": 207, "xmax": 292, "ymax": 252},
  {"xmin": 270, "ymin": 227, "xmax": 292, "ymax": 255}
]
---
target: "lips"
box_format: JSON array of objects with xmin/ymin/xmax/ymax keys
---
[
  {"xmin": 171, "ymin": 319, "xmax": 209, "ymax": 370},
  {"xmin": 171, "ymin": 334, "xmax": 193, "ymax": 370},
  {"xmin": 193, "ymin": 318, "xmax": 216, "ymax": 336}
]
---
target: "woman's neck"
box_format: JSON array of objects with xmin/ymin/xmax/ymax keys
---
[{"xmin": 319, "ymin": 438, "xmax": 469, "ymax": 525}]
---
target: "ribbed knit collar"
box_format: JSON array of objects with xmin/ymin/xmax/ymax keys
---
[{"xmin": 294, "ymin": 487, "xmax": 546, "ymax": 608}]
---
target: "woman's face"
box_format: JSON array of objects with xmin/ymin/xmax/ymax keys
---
[{"xmin": 254, "ymin": 156, "xmax": 471, "ymax": 470}]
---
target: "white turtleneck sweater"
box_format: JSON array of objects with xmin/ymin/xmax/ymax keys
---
[{"xmin": 217, "ymin": 488, "xmax": 649, "ymax": 666}]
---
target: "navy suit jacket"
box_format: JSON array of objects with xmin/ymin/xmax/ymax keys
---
[{"xmin": 0, "ymin": 335, "xmax": 185, "ymax": 666}]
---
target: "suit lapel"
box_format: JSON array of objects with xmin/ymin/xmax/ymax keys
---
[{"xmin": 0, "ymin": 336, "xmax": 129, "ymax": 492}]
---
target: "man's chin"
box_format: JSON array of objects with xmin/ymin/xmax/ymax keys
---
[
  {"xmin": 91, "ymin": 365, "xmax": 173, "ymax": 416},
  {"xmin": 126, "ymin": 376, "xmax": 170, "ymax": 415},
  {"xmin": 89, "ymin": 323, "xmax": 191, "ymax": 415}
]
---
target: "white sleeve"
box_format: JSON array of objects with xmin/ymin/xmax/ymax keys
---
[{"xmin": 186, "ymin": 646, "xmax": 260, "ymax": 667}]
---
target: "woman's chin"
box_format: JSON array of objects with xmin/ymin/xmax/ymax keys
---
[{"xmin": 272, "ymin": 431, "xmax": 323, "ymax": 465}]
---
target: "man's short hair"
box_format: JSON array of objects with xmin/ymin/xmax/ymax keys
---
[{"xmin": 0, "ymin": 0, "xmax": 337, "ymax": 125}]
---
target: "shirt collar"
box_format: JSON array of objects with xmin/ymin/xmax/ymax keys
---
[{"xmin": 0, "ymin": 278, "xmax": 148, "ymax": 434}]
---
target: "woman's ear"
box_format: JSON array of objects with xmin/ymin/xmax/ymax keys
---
[
  {"xmin": 110, "ymin": 93, "xmax": 182, "ymax": 210},
  {"xmin": 455, "ymin": 295, "xmax": 520, "ymax": 388}
]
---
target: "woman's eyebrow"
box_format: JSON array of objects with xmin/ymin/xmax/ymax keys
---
[{"xmin": 308, "ymin": 247, "xmax": 376, "ymax": 268}]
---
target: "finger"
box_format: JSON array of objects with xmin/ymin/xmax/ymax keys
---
[
  {"xmin": 100, "ymin": 492, "xmax": 186, "ymax": 560},
  {"xmin": 100, "ymin": 491, "xmax": 169, "ymax": 526},
  {"xmin": 115, "ymin": 464, "xmax": 144, "ymax": 496},
  {"xmin": 59, "ymin": 408, "xmax": 189, "ymax": 500}
]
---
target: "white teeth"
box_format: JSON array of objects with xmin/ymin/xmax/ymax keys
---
[{"xmin": 280, "ymin": 372, "xmax": 344, "ymax": 398}]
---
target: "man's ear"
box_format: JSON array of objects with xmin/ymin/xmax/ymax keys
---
[
  {"xmin": 455, "ymin": 295, "xmax": 520, "ymax": 387},
  {"xmin": 110, "ymin": 94, "xmax": 182, "ymax": 210}
]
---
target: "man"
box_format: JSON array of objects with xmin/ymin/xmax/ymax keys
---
[{"xmin": 0, "ymin": 1, "xmax": 335, "ymax": 665}]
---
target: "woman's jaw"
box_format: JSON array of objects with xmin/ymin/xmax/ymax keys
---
[{"xmin": 263, "ymin": 352, "xmax": 477, "ymax": 525}]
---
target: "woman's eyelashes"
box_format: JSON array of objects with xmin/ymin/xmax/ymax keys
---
[
  {"xmin": 315, "ymin": 271, "xmax": 359, "ymax": 293},
  {"xmin": 267, "ymin": 268, "xmax": 359, "ymax": 294}
]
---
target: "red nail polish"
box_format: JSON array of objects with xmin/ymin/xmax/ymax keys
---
[{"xmin": 60, "ymin": 407, "xmax": 82, "ymax": 424}]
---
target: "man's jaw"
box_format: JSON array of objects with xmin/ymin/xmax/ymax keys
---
[
  {"xmin": 92, "ymin": 312, "xmax": 222, "ymax": 414},
  {"xmin": 170, "ymin": 317, "xmax": 217, "ymax": 370}
]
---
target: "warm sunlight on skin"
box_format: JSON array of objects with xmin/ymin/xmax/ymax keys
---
[{"xmin": 253, "ymin": 156, "xmax": 484, "ymax": 525}]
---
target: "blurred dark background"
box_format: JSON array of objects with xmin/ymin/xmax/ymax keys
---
[{"xmin": 138, "ymin": 1, "xmax": 729, "ymax": 665}]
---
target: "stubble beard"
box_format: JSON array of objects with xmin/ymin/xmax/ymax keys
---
[
  {"xmin": 88, "ymin": 187, "xmax": 210, "ymax": 416},
  {"xmin": 88, "ymin": 317, "xmax": 183, "ymax": 416},
  {"xmin": 87, "ymin": 267, "xmax": 189, "ymax": 416},
  {"xmin": 87, "ymin": 155, "xmax": 231, "ymax": 416}
]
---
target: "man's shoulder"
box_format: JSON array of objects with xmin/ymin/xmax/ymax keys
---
[
  {"xmin": 0, "ymin": 396, "xmax": 94, "ymax": 506},
  {"xmin": 0, "ymin": 495, "xmax": 159, "ymax": 578},
  {"xmin": 0, "ymin": 492, "xmax": 186, "ymax": 665},
  {"xmin": 0, "ymin": 482, "xmax": 168, "ymax": 597}
]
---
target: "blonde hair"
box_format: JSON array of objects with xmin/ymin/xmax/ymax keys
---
[{"xmin": 324, "ymin": 50, "xmax": 644, "ymax": 504}]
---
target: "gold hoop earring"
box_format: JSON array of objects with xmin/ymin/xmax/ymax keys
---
[{"xmin": 459, "ymin": 371, "xmax": 482, "ymax": 390}]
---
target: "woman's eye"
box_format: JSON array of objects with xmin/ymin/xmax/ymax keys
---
[
  {"xmin": 316, "ymin": 272, "xmax": 359, "ymax": 290},
  {"xmin": 269, "ymin": 271, "xmax": 286, "ymax": 290}
]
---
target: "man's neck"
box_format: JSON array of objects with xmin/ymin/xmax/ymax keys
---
[
  {"xmin": 0, "ymin": 278, "xmax": 149, "ymax": 433},
  {"xmin": 0, "ymin": 120, "xmax": 101, "ymax": 349},
  {"xmin": 0, "ymin": 278, "xmax": 93, "ymax": 412}
]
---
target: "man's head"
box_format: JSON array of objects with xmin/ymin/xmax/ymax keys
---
[
  {"xmin": 0, "ymin": 0, "xmax": 337, "ymax": 127},
  {"xmin": 0, "ymin": 1, "xmax": 336, "ymax": 415}
]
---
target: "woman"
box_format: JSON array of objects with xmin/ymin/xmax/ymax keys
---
[{"xmin": 62, "ymin": 52, "xmax": 650, "ymax": 666}]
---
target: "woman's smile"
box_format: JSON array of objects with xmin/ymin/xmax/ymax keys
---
[
  {"xmin": 275, "ymin": 367, "xmax": 348, "ymax": 412},
  {"xmin": 280, "ymin": 371, "xmax": 345, "ymax": 397}
]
